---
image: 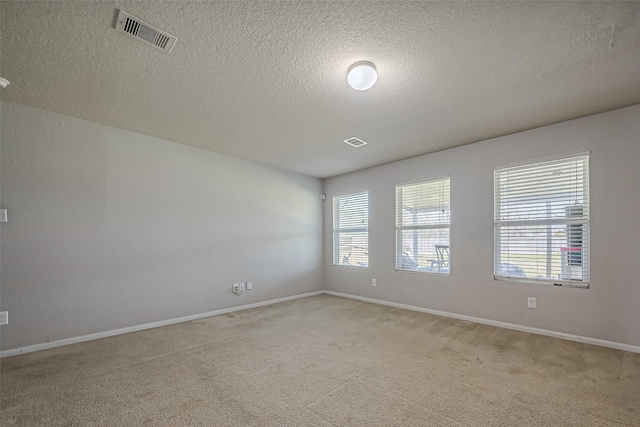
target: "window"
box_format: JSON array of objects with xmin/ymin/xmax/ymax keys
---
[
  {"xmin": 494, "ymin": 154, "xmax": 590, "ymax": 286},
  {"xmin": 396, "ymin": 177, "xmax": 450, "ymax": 273},
  {"xmin": 333, "ymin": 192, "xmax": 368, "ymax": 267}
]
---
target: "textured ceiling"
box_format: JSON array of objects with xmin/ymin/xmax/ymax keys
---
[{"xmin": 1, "ymin": 1, "xmax": 639, "ymax": 178}]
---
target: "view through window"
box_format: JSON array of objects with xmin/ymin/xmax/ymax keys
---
[
  {"xmin": 494, "ymin": 154, "xmax": 590, "ymax": 285},
  {"xmin": 396, "ymin": 177, "xmax": 450, "ymax": 273},
  {"xmin": 333, "ymin": 192, "xmax": 369, "ymax": 267}
]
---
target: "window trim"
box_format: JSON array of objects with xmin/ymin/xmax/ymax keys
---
[
  {"xmin": 395, "ymin": 176, "xmax": 451, "ymax": 275},
  {"xmin": 493, "ymin": 153, "xmax": 590, "ymax": 287}
]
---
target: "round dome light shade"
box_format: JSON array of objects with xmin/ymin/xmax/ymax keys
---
[{"xmin": 347, "ymin": 62, "xmax": 377, "ymax": 91}]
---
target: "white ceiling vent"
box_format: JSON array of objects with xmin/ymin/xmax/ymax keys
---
[
  {"xmin": 343, "ymin": 137, "xmax": 368, "ymax": 148},
  {"xmin": 115, "ymin": 10, "xmax": 177, "ymax": 53}
]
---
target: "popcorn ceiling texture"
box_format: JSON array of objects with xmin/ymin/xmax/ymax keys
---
[{"xmin": 1, "ymin": 1, "xmax": 640, "ymax": 178}]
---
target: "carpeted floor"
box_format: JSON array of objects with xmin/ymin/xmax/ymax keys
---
[{"xmin": 1, "ymin": 294, "xmax": 639, "ymax": 426}]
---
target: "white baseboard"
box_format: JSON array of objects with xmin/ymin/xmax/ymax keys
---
[
  {"xmin": 324, "ymin": 291, "xmax": 640, "ymax": 354},
  {"xmin": 4, "ymin": 289, "xmax": 638, "ymax": 357},
  {"xmin": 0, "ymin": 291, "xmax": 324, "ymax": 358}
]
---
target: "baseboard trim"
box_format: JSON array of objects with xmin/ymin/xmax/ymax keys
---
[
  {"xmin": 323, "ymin": 291, "xmax": 640, "ymax": 354},
  {"xmin": 0, "ymin": 291, "xmax": 324, "ymax": 358},
  {"xmin": 4, "ymin": 290, "xmax": 638, "ymax": 357}
]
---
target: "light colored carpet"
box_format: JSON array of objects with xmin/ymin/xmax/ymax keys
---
[{"xmin": 1, "ymin": 294, "xmax": 639, "ymax": 426}]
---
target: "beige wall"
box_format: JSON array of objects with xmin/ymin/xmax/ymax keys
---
[
  {"xmin": 323, "ymin": 105, "xmax": 640, "ymax": 347},
  {"xmin": 0, "ymin": 101, "xmax": 323, "ymax": 351}
]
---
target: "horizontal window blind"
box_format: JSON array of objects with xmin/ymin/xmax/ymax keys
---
[
  {"xmin": 396, "ymin": 177, "xmax": 450, "ymax": 273},
  {"xmin": 494, "ymin": 155, "xmax": 589, "ymax": 285},
  {"xmin": 333, "ymin": 192, "xmax": 368, "ymax": 267}
]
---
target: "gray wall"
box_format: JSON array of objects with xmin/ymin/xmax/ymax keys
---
[
  {"xmin": 2, "ymin": 101, "xmax": 639, "ymax": 352},
  {"xmin": 324, "ymin": 105, "xmax": 640, "ymax": 347},
  {"xmin": 0, "ymin": 101, "xmax": 323, "ymax": 350}
]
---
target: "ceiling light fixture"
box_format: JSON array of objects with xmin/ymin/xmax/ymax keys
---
[
  {"xmin": 0, "ymin": 77, "xmax": 10, "ymax": 88},
  {"xmin": 347, "ymin": 61, "xmax": 377, "ymax": 91}
]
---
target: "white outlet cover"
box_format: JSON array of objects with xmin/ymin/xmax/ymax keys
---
[
  {"xmin": 527, "ymin": 297, "xmax": 536, "ymax": 309},
  {"xmin": 0, "ymin": 209, "xmax": 7, "ymax": 223},
  {"xmin": 246, "ymin": 282, "xmax": 253, "ymax": 290},
  {"xmin": 372, "ymin": 279, "xmax": 377, "ymax": 287},
  {"xmin": 0, "ymin": 311, "xmax": 8, "ymax": 325}
]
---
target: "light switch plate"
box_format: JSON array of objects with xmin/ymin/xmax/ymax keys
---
[
  {"xmin": 527, "ymin": 297, "xmax": 536, "ymax": 309},
  {"xmin": 0, "ymin": 209, "xmax": 7, "ymax": 223},
  {"xmin": 246, "ymin": 282, "xmax": 253, "ymax": 290},
  {"xmin": 0, "ymin": 311, "xmax": 8, "ymax": 325}
]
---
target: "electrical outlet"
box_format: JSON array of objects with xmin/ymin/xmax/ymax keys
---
[
  {"xmin": 372, "ymin": 279, "xmax": 377, "ymax": 287},
  {"xmin": 0, "ymin": 209, "xmax": 7, "ymax": 223},
  {"xmin": 246, "ymin": 282, "xmax": 253, "ymax": 290},
  {"xmin": 527, "ymin": 297, "xmax": 536, "ymax": 309},
  {"xmin": 233, "ymin": 283, "xmax": 241, "ymax": 295},
  {"xmin": 0, "ymin": 311, "xmax": 8, "ymax": 325}
]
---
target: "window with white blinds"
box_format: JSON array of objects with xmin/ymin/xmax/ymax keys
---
[
  {"xmin": 494, "ymin": 154, "xmax": 590, "ymax": 286},
  {"xmin": 396, "ymin": 177, "xmax": 450, "ymax": 273},
  {"xmin": 333, "ymin": 192, "xmax": 369, "ymax": 267}
]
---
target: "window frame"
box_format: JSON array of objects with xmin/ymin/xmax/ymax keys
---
[
  {"xmin": 493, "ymin": 153, "xmax": 590, "ymax": 288},
  {"xmin": 332, "ymin": 191, "xmax": 369, "ymax": 268},
  {"xmin": 395, "ymin": 176, "xmax": 451, "ymax": 275}
]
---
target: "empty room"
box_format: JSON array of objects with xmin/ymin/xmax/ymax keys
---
[{"xmin": 1, "ymin": 1, "xmax": 639, "ymax": 426}]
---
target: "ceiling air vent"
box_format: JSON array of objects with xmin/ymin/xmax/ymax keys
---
[
  {"xmin": 115, "ymin": 10, "xmax": 177, "ymax": 53},
  {"xmin": 343, "ymin": 137, "xmax": 368, "ymax": 148}
]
